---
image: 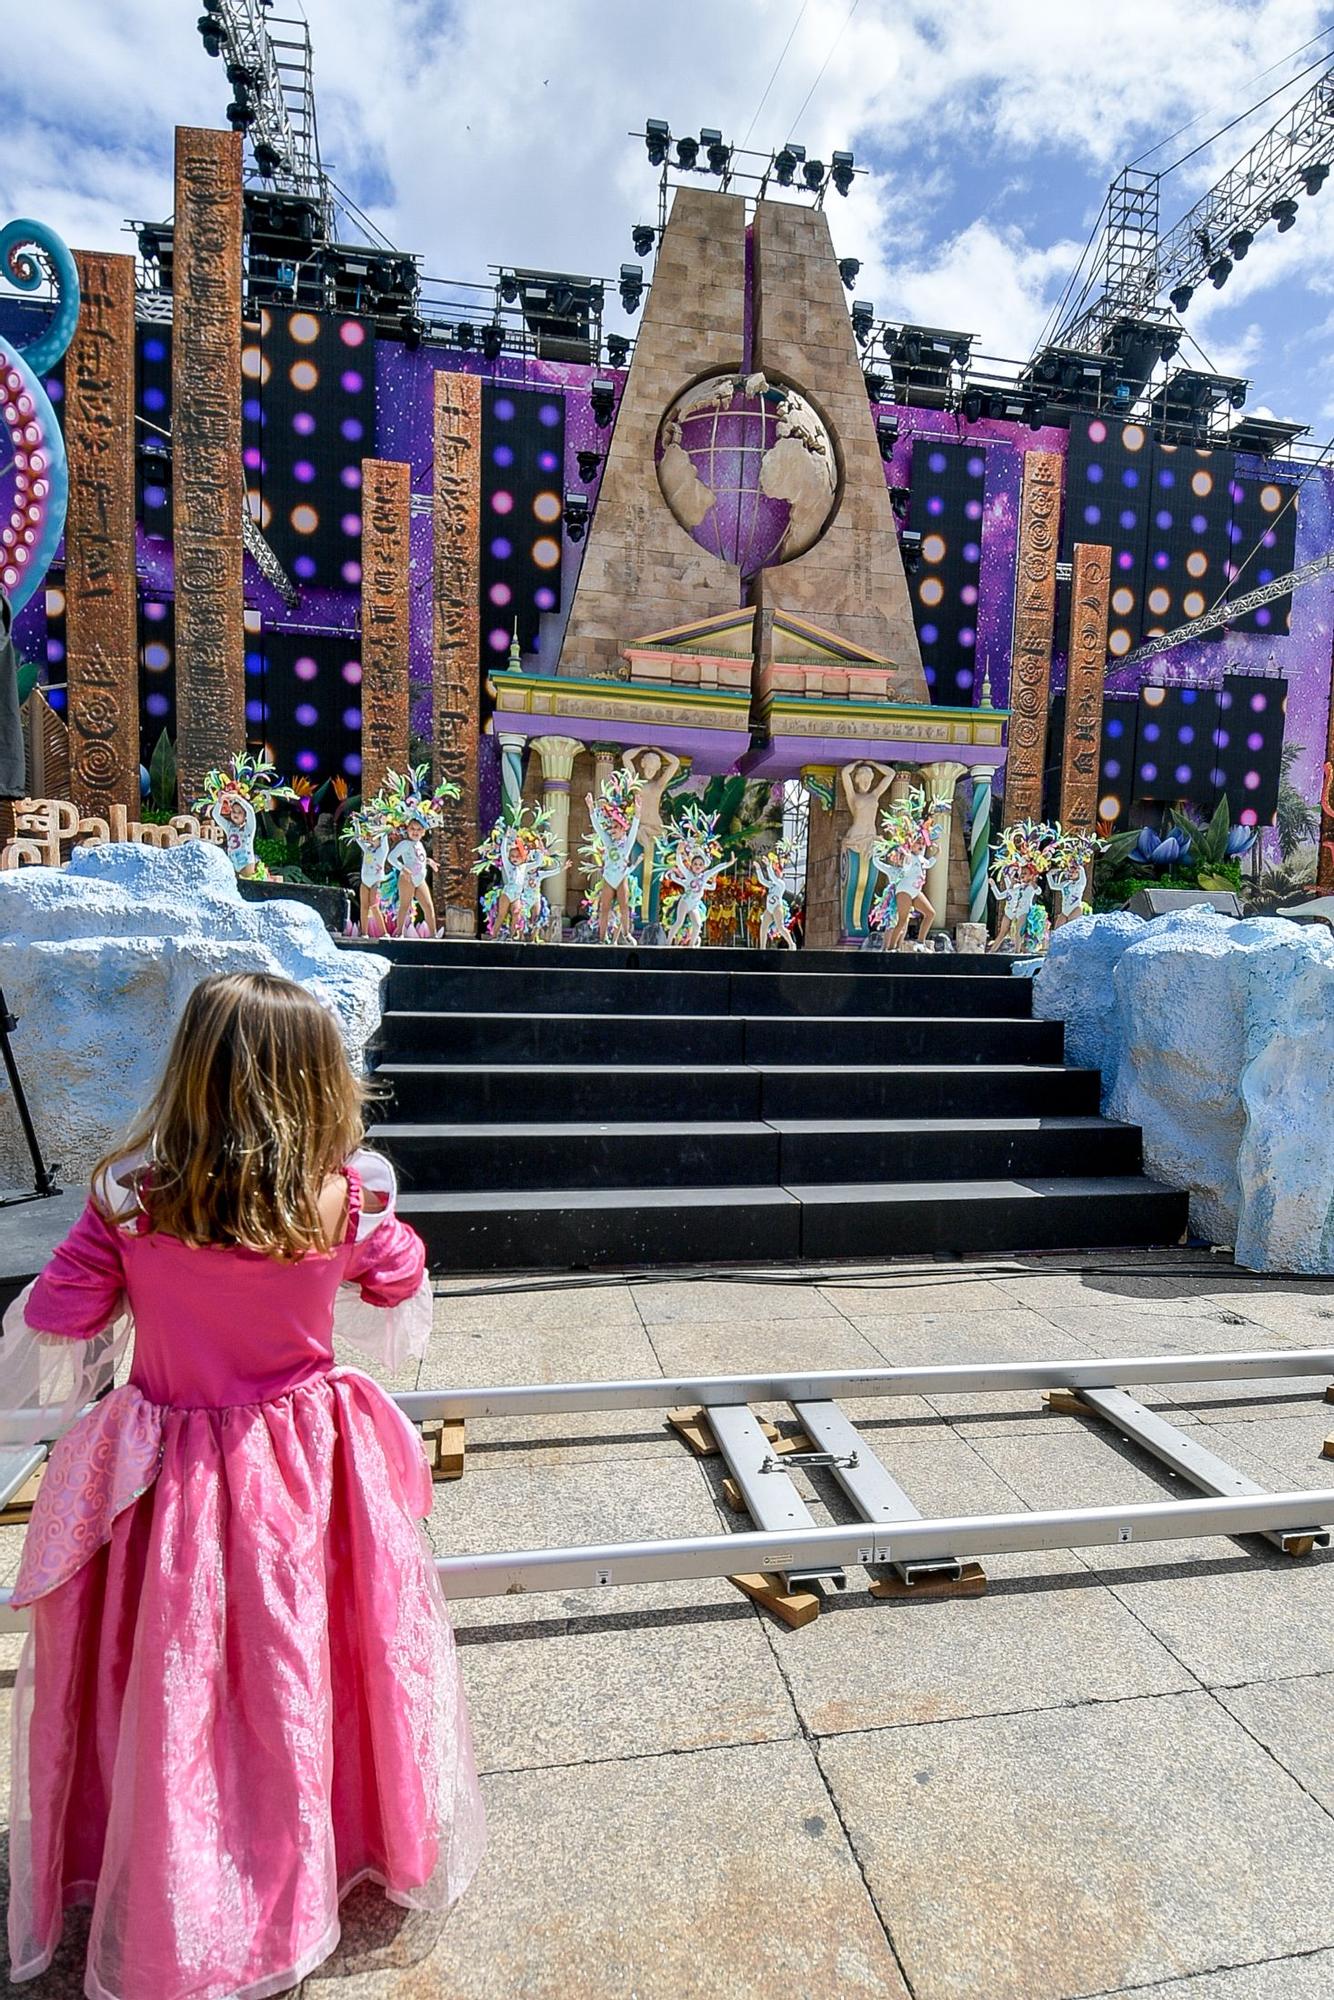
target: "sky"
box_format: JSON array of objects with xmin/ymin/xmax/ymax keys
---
[{"xmin": 7, "ymin": 0, "xmax": 1334, "ymax": 429}]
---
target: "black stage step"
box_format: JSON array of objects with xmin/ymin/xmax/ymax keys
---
[{"xmin": 356, "ymin": 946, "xmax": 1186, "ymax": 1271}]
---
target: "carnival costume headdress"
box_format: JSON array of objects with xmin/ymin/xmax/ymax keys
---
[
  {"xmin": 658, "ymin": 801, "xmax": 724, "ymax": 873},
  {"xmin": 1043, "ymin": 824, "xmax": 1099, "ymax": 873},
  {"xmin": 193, "ymin": 752, "xmax": 299, "ymax": 818},
  {"xmin": 990, "ymin": 819, "xmax": 1053, "ymax": 879},
  {"xmin": 474, "ymin": 801, "xmax": 558, "ymax": 876},
  {"xmin": 378, "ymin": 763, "xmax": 461, "ymax": 835}
]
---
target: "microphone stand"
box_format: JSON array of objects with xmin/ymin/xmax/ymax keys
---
[{"xmin": 0, "ymin": 987, "xmax": 60, "ymax": 1205}]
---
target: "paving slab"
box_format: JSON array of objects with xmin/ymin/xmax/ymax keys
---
[
  {"xmin": 420, "ymin": 1321, "xmax": 670, "ymax": 1466},
  {"xmin": 853, "ymin": 1310, "xmax": 1120, "ymax": 1436},
  {"xmin": 818, "ymin": 1275, "xmax": 1017, "ymax": 1318},
  {"xmin": 304, "ymin": 1741, "xmax": 911, "ymax": 1999},
  {"xmin": 1016, "ymin": 1305, "xmax": 1286, "ymax": 1353},
  {"xmin": 1102, "ymin": 1954, "xmax": 1334, "ymax": 1998},
  {"xmin": 430, "ymin": 1279, "xmax": 645, "ymax": 1336},
  {"xmin": 974, "ymin": 1426, "xmax": 1334, "ymax": 1684},
  {"xmin": 631, "ymin": 1274, "xmax": 844, "ymax": 1322},
  {"xmin": 766, "ymin": 1430, "xmax": 1193, "ymax": 1734},
  {"xmin": 1215, "ymin": 1671, "xmax": 1334, "ymax": 1815},
  {"xmin": 819, "ymin": 1692, "xmax": 1334, "ymax": 2000},
  {"xmin": 642, "ymin": 1315, "xmax": 945, "ymax": 1430}
]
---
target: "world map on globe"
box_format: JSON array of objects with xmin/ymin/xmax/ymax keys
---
[{"xmin": 655, "ymin": 373, "xmax": 837, "ymax": 575}]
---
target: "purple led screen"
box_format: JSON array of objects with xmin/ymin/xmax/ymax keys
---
[
  {"xmin": 481, "ymin": 385, "xmax": 565, "ymax": 660},
  {"xmin": 243, "ymin": 309, "xmax": 375, "ymax": 591},
  {"xmin": 1097, "ymin": 697, "xmax": 1139, "ymax": 827},
  {"xmin": 137, "ymin": 328, "xmax": 172, "ymax": 540},
  {"xmin": 139, "ymin": 593, "xmax": 175, "ymax": 763},
  {"xmin": 254, "ymin": 626, "xmax": 363, "ymax": 788},
  {"xmin": 1211, "ymin": 673, "xmax": 1287, "ymax": 824},
  {"xmin": 1142, "ymin": 444, "xmax": 1231, "ymax": 643},
  {"xmin": 1063, "ymin": 416, "xmax": 1154, "ymax": 660},
  {"xmin": 1134, "ymin": 682, "xmax": 1219, "ymax": 809},
  {"xmin": 907, "ymin": 439, "xmax": 985, "ymax": 700},
  {"xmin": 1227, "ymin": 475, "xmax": 1298, "ymax": 633}
]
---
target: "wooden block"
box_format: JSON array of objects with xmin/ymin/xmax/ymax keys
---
[
  {"xmin": 1042, "ymin": 1389, "xmax": 1091, "ymax": 1415},
  {"xmin": 770, "ymin": 1430, "xmax": 814, "ymax": 1456},
  {"xmin": 721, "ymin": 1475, "xmax": 745, "ymax": 1512},
  {"xmin": 0, "ymin": 1465, "xmax": 42, "ymax": 1524},
  {"xmin": 667, "ymin": 1406, "xmax": 717, "ymax": 1456},
  {"xmin": 729, "ymin": 1571, "xmax": 821, "ymax": 1629},
  {"xmin": 1281, "ymin": 1535, "xmax": 1318, "ymax": 1560},
  {"xmin": 869, "ymin": 1561, "xmax": 988, "ymax": 1602},
  {"xmin": 1323, "ymin": 1385, "xmax": 1334, "ymax": 1404},
  {"xmin": 436, "ymin": 1419, "xmax": 465, "ymax": 1482},
  {"xmin": 1323, "ymin": 1432, "xmax": 1334, "ymax": 1460}
]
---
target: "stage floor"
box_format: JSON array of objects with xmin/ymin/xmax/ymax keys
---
[{"xmin": 4, "ymin": 1245, "xmax": 1330, "ymax": 1998}]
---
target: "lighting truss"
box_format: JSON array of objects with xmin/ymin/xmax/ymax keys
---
[{"xmin": 1118, "ymin": 544, "xmax": 1334, "ymax": 667}]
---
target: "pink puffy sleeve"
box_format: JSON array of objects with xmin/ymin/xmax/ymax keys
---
[
  {"xmin": 0, "ymin": 1192, "xmax": 133, "ymax": 1449},
  {"xmin": 333, "ymin": 1151, "xmax": 432, "ymax": 1371}
]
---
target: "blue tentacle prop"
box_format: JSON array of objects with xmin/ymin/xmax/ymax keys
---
[{"xmin": 0, "ymin": 219, "xmax": 77, "ymax": 614}]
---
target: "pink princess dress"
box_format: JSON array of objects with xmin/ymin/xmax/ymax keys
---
[{"xmin": 0, "ymin": 1150, "xmax": 486, "ymax": 2000}]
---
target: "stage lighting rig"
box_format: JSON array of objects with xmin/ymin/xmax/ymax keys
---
[
  {"xmin": 1271, "ymin": 198, "xmax": 1298, "ymax": 231},
  {"xmin": 253, "ymin": 138, "xmax": 283, "ymax": 177},
  {"xmin": 863, "ymin": 370, "xmax": 887, "ymax": 402},
  {"xmin": 197, "ymin": 0, "xmax": 223, "ymax": 58},
  {"xmin": 590, "ymin": 378, "xmax": 617, "ymax": 428},
  {"xmin": 645, "ymin": 118, "xmax": 671, "ymax": 166},
  {"xmin": 889, "ymin": 485, "xmax": 910, "ymax": 520},
  {"xmin": 577, "ymin": 449, "xmax": 603, "ymax": 484},
  {"xmin": 900, "ymin": 529, "xmax": 923, "ymax": 574},
  {"xmin": 137, "ymin": 226, "xmax": 162, "ymax": 264},
  {"xmin": 701, "ymin": 129, "xmax": 731, "ymax": 175},
  {"xmin": 774, "ymin": 142, "xmax": 805, "ymax": 187},
  {"xmin": 606, "ymin": 334, "xmax": 630, "ymax": 366},
  {"xmin": 962, "ymin": 387, "xmax": 983, "ymax": 422},
  {"xmin": 1169, "ymin": 281, "xmax": 1194, "ymax": 312},
  {"xmin": 831, "ymin": 150, "xmax": 855, "ymax": 196},
  {"xmin": 1228, "ymin": 227, "xmax": 1253, "ymax": 260},
  {"xmin": 632, "ymin": 224, "xmax": 656, "ymax": 258},
  {"xmin": 499, "ymin": 273, "xmax": 519, "ymax": 302},
  {"xmin": 1300, "ymin": 162, "xmax": 1329, "ymax": 196},
  {"xmin": 675, "ymin": 135, "xmax": 699, "ymax": 170},
  {"xmin": 482, "ymin": 324, "xmax": 504, "ymax": 360},
  {"xmin": 619, "ymin": 263, "xmax": 644, "ymax": 313},
  {"xmin": 400, "ymin": 314, "xmax": 423, "ymax": 351},
  {"xmin": 838, "ymin": 257, "xmax": 861, "ymax": 289},
  {"xmin": 563, "ymin": 491, "xmax": 590, "ymax": 542},
  {"xmin": 456, "ymin": 322, "xmax": 476, "ymax": 350},
  {"xmin": 1209, "ymin": 254, "xmax": 1232, "ymax": 289},
  {"xmin": 875, "ymin": 416, "xmax": 899, "ymax": 458},
  {"xmin": 802, "ymin": 157, "xmax": 826, "ymax": 192},
  {"xmin": 850, "ymin": 298, "xmax": 874, "ymax": 342}
]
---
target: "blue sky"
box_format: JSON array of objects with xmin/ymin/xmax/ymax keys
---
[{"xmin": 6, "ymin": 1, "xmax": 1334, "ymax": 426}]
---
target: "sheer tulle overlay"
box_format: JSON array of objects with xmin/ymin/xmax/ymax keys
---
[{"xmin": 2, "ymin": 1154, "xmax": 484, "ymax": 2000}]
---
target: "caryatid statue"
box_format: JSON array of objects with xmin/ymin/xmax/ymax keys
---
[
  {"xmin": 623, "ymin": 745, "xmax": 684, "ymax": 926},
  {"xmin": 839, "ymin": 759, "xmax": 896, "ymax": 938}
]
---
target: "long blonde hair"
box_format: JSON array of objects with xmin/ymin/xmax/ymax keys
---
[{"xmin": 93, "ymin": 972, "xmax": 367, "ymax": 1258}]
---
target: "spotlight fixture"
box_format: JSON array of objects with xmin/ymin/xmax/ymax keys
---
[
  {"xmin": 701, "ymin": 129, "xmax": 730, "ymax": 175},
  {"xmin": 773, "ymin": 142, "xmax": 805, "ymax": 187},
  {"xmin": 889, "ymin": 485, "xmax": 911, "ymax": 521},
  {"xmin": 962, "ymin": 387, "xmax": 983, "ymax": 422},
  {"xmin": 902, "ymin": 332, "xmax": 922, "ymax": 368},
  {"xmin": 253, "ymin": 139, "xmax": 283, "ymax": 177},
  {"xmin": 900, "ymin": 528, "xmax": 923, "ymax": 574},
  {"xmin": 606, "ymin": 333, "xmax": 630, "ymax": 367},
  {"xmin": 1271, "ymin": 197, "xmax": 1299, "ymax": 231},
  {"xmin": 590, "ymin": 378, "xmax": 616, "ymax": 428},
  {"xmin": 563, "ymin": 490, "xmax": 590, "ymax": 542},
  {"xmin": 1169, "ymin": 281, "xmax": 1194, "ymax": 313},
  {"xmin": 830, "ymin": 150, "xmax": 855, "ymax": 197},
  {"xmin": 850, "ymin": 298, "xmax": 874, "ymax": 342},
  {"xmin": 456, "ymin": 322, "xmax": 476, "ymax": 350},
  {"xmin": 675, "ymin": 134, "xmax": 699, "ymax": 170},
  {"xmin": 838, "ymin": 257, "xmax": 861, "ymax": 290},
  {"xmin": 1300, "ymin": 161, "xmax": 1329, "ymax": 196},
  {"xmin": 880, "ymin": 327, "xmax": 897, "ymax": 355},
  {"xmin": 499, "ymin": 274, "xmax": 519, "ymax": 303},
  {"xmin": 1158, "ymin": 330, "xmax": 1181, "ymax": 362},
  {"xmin": 227, "ymin": 96, "xmax": 257, "ymax": 129},
  {"xmin": 619, "ymin": 262, "xmax": 644, "ymax": 313},
  {"xmin": 196, "ymin": 9, "xmax": 222, "ymax": 56},
  {"xmin": 577, "ymin": 449, "xmax": 603, "ymax": 484},
  {"xmin": 1037, "ymin": 356, "xmax": 1060, "ymax": 384},
  {"xmin": 1209, "ymin": 254, "xmax": 1232, "ymax": 289},
  {"xmin": 1026, "ymin": 400, "xmax": 1044, "ymax": 431},
  {"xmin": 875, "ymin": 416, "xmax": 899, "ymax": 458},
  {"xmin": 137, "ymin": 226, "xmax": 161, "ymax": 263},
  {"xmin": 1228, "ymin": 228, "xmax": 1254, "ymax": 260},
  {"xmin": 632, "ymin": 224, "xmax": 655, "ymax": 258},
  {"xmin": 802, "ymin": 157, "xmax": 826, "ymax": 191},
  {"xmin": 400, "ymin": 314, "xmax": 423, "ymax": 352},
  {"xmin": 645, "ymin": 118, "xmax": 671, "ymax": 166},
  {"xmin": 1229, "ymin": 381, "xmax": 1247, "ymax": 409},
  {"xmin": 1060, "ymin": 361, "xmax": 1083, "ymax": 392},
  {"xmin": 482, "ymin": 323, "xmax": 504, "ymax": 361},
  {"xmin": 863, "ymin": 369, "xmax": 887, "ymax": 402}
]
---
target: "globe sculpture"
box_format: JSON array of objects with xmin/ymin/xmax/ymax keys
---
[{"xmin": 655, "ymin": 372, "xmax": 837, "ymax": 575}]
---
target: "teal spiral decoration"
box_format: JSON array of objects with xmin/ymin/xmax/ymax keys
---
[{"xmin": 0, "ymin": 218, "xmax": 77, "ymax": 614}]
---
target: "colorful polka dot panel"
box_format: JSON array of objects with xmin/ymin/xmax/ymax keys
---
[
  {"xmin": 1211, "ymin": 674, "xmax": 1288, "ymax": 825},
  {"xmin": 907, "ymin": 439, "xmax": 985, "ymax": 701},
  {"xmin": 1142, "ymin": 444, "xmax": 1231, "ymax": 642},
  {"xmin": 137, "ymin": 330, "xmax": 172, "ymax": 541},
  {"xmin": 1135, "ymin": 682, "xmax": 1217, "ymax": 809},
  {"xmin": 1063, "ymin": 417, "xmax": 1154, "ymax": 659},
  {"xmin": 481, "ymin": 384, "xmax": 566, "ymax": 659},
  {"xmin": 138, "ymin": 594, "xmax": 176, "ymax": 764},
  {"xmin": 1097, "ymin": 696, "xmax": 1139, "ymax": 829},
  {"xmin": 1225, "ymin": 477, "xmax": 1297, "ymax": 634},
  {"xmin": 249, "ymin": 626, "xmax": 363, "ymax": 790},
  {"xmin": 242, "ymin": 310, "xmax": 376, "ymax": 590}
]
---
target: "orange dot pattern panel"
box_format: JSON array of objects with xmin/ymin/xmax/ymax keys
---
[
  {"xmin": 1225, "ymin": 475, "xmax": 1298, "ymax": 635},
  {"xmin": 1062, "ymin": 417, "xmax": 1153, "ymax": 660},
  {"xmin": 1142, "ymin": 444, "xmax": 1232, "ymax": 643},
  {"xmin": 480, "ymin": 384, "xmax": 566, "ymax": 660},
  {"xmin": 907, "ymin": 439, "xmax": 986, "ymax": 702}
]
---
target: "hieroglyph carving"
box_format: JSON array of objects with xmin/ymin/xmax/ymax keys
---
[
  {"xmin": 1061, "ymin": 542, "xmax": 1111, "ymax": 834},
  {"xmin": 360, "ymin": 459, "xmax": 411, "ymax": 803},
  {"xmin": 431, "ymin": 371, "xmax": 481, "ymax": 929},
  {"xmin": 1004, "ymin": 450, "xmax": 1062, "ymax": 826}
]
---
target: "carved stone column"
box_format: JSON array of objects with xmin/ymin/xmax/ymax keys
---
[
  {"xmin": 535, "ymin": 734, "xmax": 582, "ymax": 934},
  {"xmin": 1004, "ymin": 449, "xmax": 1062, "ymax": 826},
  {"xmin": 496, "ymin": 731, "xmax": 526, "ymax": 819},
  {"xmin": 1320, "ymin": 653, "xmax": 1334, "ymax": 892},
  {"xmin": 1061, "ymin": 542, "xmax": 1112, "ymax": 834},
  {"xmin": 919, "ymin": 760, "xmax": 968, "ymax": 928},
  {"xmin": 64, "ymin": 249, "xmax": 138, "ymax": 821},
  {"xmin": 431, "ymin": 370, "xmax": 482, "ymax": 934},
  {"xmin": 172, "ymin": 127, "xmax": 245, "ymax": 807},
  {"xmin": 359, "ymin": 458, "xmax": 411, "ymax": 803},
  {"xmin": 968, "ymin": 767, "xmax": 998, "ymax": 924}
]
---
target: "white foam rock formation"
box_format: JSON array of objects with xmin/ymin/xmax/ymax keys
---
[
  {"xmin": 1034, "ymin": 906, "xmax": 1334, "ymax": 1273},
  {"xmin": 0, "ymin": 841, "xmax": 389, "ymax": 1187}
]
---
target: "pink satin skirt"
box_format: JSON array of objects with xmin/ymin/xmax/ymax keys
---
[{"xmin": 8, "ymin": 1370, "xmax": 486, "ymax": 2000}]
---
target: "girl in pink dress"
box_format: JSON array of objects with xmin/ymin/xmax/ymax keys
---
[{"xmin": 0, "ymin": 972, "xmax": 485, "ymax": 2000}]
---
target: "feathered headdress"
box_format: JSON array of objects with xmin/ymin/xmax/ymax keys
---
[
  {"xmin": 379, "ymin": 763, "xmax": 462, "ymax": 834},
  {"xmin": 1042, "ymin": 821, "xmax": 1099, "ymax": 872},
  {"xmin": 474, "ymin": 802, "xmax": 557, "ymax": 875},
  {"xmin": 990, "ymin": 819, "xmax": 1053, "ymax": 878},
  {"xmin": 193, "ymin": 752, "xmax": 298, "ymax": 816},
  {"xmin": 658, "ymin": 802, "xmax": 724, "ymax": 872}
]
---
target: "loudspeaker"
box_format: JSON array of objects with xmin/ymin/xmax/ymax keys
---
[{"xmin": 1126, "ymin": 887, "xmax": 1243, "ymax": 918}]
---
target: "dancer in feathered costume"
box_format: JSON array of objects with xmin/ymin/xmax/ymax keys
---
[
  {"xmin": 1043, "ymin": 824, "xmax": 1099, "ymax": 928},
  {"xmin": 869, "ymin": 788, "xmax": 946, "ymax": 951},
  {"xmin": 379, "ymin": 765, "xmax": 461, "ymax": 939},
  {"xmin": 987, "ymin": 820, "xmax": 1051, "ymax": 953},
  {"xmin": 754, "ymin": 837, "xmax": 798, "ymax": 949},
  {"xmin": 658, "ymin": 803, "xmax": 728, "ymax": 948},
  {"xmin": 474, "ymin": 805, "xmax": 560, "ymax": 941},
  {"xmin": 194, "ymin": 753, "xmax": 299, "ymax": 880},
  {"xmin": 582, "ymin": 768, "xmax": 643, "ymax": 943},
  {"xmin": 344, "ymin": 807, "xmax": 395, "ymax": 937}
]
